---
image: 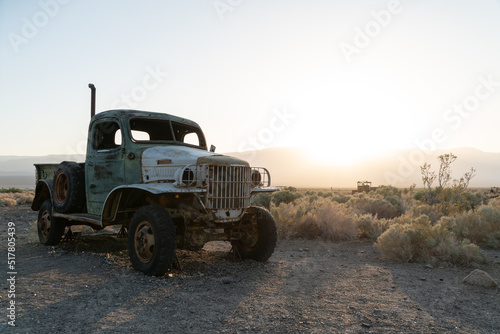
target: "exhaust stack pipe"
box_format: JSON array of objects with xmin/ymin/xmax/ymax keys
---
[{"xmin": 88, "ymin": 83, "xmax": 96, "ymax": 118}]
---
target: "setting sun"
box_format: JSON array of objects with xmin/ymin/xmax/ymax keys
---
[{"xmin": 272, "ymin": 66, "xmax": 427, "ymax": 166}]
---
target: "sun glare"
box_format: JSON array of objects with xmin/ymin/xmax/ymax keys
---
[
  {"xmin": 306, "ymin": 139, "xmax": 376, "ymax": 166},
  {"xmin": 273, "ymin": 66, "xmax": 425, "ymax": 166}
]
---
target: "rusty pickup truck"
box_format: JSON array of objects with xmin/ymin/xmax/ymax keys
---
[{"xmin": 31, "ymin": 84, "xmax": 278, "ymax": 276}]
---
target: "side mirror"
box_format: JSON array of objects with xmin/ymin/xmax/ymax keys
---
[{"xmin": 210, "ymin": 145, "xmax": 216, "ymax": 153}]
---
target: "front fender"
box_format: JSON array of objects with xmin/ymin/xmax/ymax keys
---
[
  {"xmin": 101, "ymin": 183, "xmax": 206, "ymax": 226},
  {"xmin": 251, "ymin": 187, "xmax": 280, "ymax": 194}
]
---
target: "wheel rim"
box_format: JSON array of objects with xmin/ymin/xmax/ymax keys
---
[
  {"xmin": 134, "ymin": 221, "xmax": 156, "ymax": 263},
  {"xmin": 240, "ymin": 225, "xmax": 258, "ymax": 248},
  {"xmin": 54, "ymin": 173, "xmax": 68, "ymax": 204},
  {"xmin": 39, "ymin": 210, "xmax": 51, "ymax": 240}
]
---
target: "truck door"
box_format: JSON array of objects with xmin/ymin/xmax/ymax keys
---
[{"xmin": 86, "ymin": 119, "xmax": 125, "ymax": 215}]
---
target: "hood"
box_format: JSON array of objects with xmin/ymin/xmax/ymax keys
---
[
  {"xmin": 142, "ymin": 146, "xmax": 218, "ymax": 166},
  {"xmin": 197, "ymin": 155, "xmax": 249, "ymax": 167},
  {"xmin": 142, "ymin": 146, "xmax": 249, "ymax": 167},
  {"xmin": 141, "ymin": 146, "xmax": 249, "ymax": 183}
]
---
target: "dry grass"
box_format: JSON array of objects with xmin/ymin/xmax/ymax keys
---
[{"xmin": 0, "ymin": 189, "xmax": 35, "ymax": 206}]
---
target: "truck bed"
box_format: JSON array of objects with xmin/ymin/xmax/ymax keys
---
[{"xmin": 34, "ymin": 162, "xmax": 85, "ymax": 183}]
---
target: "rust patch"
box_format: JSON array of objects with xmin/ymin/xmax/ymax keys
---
[{"xmin": 94, "ymin": 165, "xmax": 113, "ymax": 177}]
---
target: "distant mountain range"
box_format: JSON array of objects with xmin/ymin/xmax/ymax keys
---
[
  {"xmin": 0, "ymin": 148, "xmax": 498, "ymax": 189},
  {"xmin": 227, "ymin": 147, "xmax": 500, "ymax": 188}
]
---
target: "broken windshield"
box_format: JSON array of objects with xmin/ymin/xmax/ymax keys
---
[{"xmin": 129, "ymin": 118, "xmax": 206, "ymax": 148}]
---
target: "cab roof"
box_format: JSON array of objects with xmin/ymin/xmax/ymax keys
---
[{"xmin": 91, "ymin": 109, "xmax": 202, "ymax": 129}]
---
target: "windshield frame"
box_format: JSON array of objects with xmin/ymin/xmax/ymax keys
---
[{"xmin": 128, "ymin": 116, "xmax": 207, "ymax": 150}]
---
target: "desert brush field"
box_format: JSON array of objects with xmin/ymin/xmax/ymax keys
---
[{"xmin": 0, "ymin": 186, "xmax": 499, "ymax": 333}]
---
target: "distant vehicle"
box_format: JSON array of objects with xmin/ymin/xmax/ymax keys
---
[
  {"xmin": 31, "ymin": 84, "xmax": 279, "ymax": 276},
  {"xmin": 351, "ymin": 181, "xmax": 377, "ymax": 194}
]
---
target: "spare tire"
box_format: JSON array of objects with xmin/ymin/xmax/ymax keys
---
[{"xmin": 53, "ymin": 161, "xmax": 85, "ymax": 213}]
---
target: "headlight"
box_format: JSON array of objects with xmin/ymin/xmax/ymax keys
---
[
  {"xmin": 181, "ymin": 167, "xmax": 196, "ymax": 186},
  {"xmin": 251, "ymin": 169, "xmax": 262, "ymax": 187}
]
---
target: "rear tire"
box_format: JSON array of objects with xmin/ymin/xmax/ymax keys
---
[
  {"xmin": 37, "ymin": 200, "xmax": 66, "ymax": 246},
  {"xmin": 53, "ymin": 161, "xmax": 85, "ymax": 213},
  {"xmin": 232, "ymin": 207, "xmax": 277, "ymax": 261},
  {"xmin": 128, "ymin": 205, "xmax": 177, "ymax": 276}
]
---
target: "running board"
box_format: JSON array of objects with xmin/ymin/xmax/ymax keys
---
[{"xmin": 53, "ymin": 212, "xmax": 103, "ymax": 229}]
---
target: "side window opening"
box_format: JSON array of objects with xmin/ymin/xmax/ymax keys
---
[
  {"xmin": 131, "ymin": 130, "xmax": 150, "ymax": 141},
  {"xmin": 171, "ymin": 122, "xmax": 204, "ymax": 147},
  {"xmin": 183, "ymin": 132, "xmax": 199, "ymax": 146},
  {"xmin": 93, "ymin": 121, "xmax": 122, "ymax": 150}
]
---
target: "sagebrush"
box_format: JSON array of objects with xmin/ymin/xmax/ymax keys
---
[
  {"xmin": 262, "ymin": 183, "xmax": 498, "ymax": 265},
  {"xmin": 0, "ymin": 190, "xmax": 34, "ymax": 207}
]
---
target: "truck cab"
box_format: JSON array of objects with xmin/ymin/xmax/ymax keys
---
[{"xmin": 85, "ymin": 110, "xmax": 209, "ymax": 215}]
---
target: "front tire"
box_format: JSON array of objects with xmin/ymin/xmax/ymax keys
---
[
  {"xmin": 128, "ymin": 206, "xmax": 177, "ymax": 276},
  {"xmin": 232, "ymin": 207, "xmax": 277, "ymax": 261},
  {"xmin": 37, "ymin": 200, "xmax": 66, "ymax": 245}
]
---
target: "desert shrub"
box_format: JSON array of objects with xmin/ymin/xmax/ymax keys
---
[
  {"xmin": 308, "ymin": 195, "xmax": 319, "ymax": 203},
  {"xmin": 357, "ymin": 214, "xmax": 391, "ymax": 241},
  {"xmin": 0, "ymin": 195, "xmax": 18, "ymax": 207},
  {"xmin": 270, "ymin": 201, "xmax": 301, "ymax": 239},
  {"xmin": 385, "ymin": 195, "xmax": 404, "ymax": 215},
  {"xmin": 440, "ymin": 205, "xmax": 500, "ymax": 249},
  {"xmin": 375, "ymin": 215, "xmax": 484, "ymax": 264},
  {"xmin": 413, "ymin": 190, "xmax": 425, "ymax": 202},
  {"xmin": 390, "ymin": 213, "xmax": 416, "ymax": 226},
  {"xmin": 490, "ymin": 197, "xmax": 500, "ymax": 209},
  {"xmin": 347, "ymin": 194, "xmax": 402, "ymax": 219},
  {"xmin": 400, "ymin": 185, "xmax": 416, "ymax": 211},
  {"xmin": 411, "ymin": 204, "xmax": 444, "ymax": 223},
  {"xmin": 271, "ymin": 197, "xmax": 358, "ymax": 241},
  {"xmin": 375, "ymin": 222, "xmax": 427, "ymax": 262},
  {"xmin": 312, "ymin": 199, "xmax": 358, "ymax": 241},
  {"xmin": 459, "ymin": 239, "xmax": 485, "ymax": 264},
  {"xmin": 454, "ymin": 191, "xmax": 488, "ymax": 212},
  {"xmin": 318, "ymin": 191, "xmax": 333, "ymax": 198},
  {"xmin": 251, "ymin": 193, "xmax": 272, "ymax": 209},
  {"xmin": 331, "ymin": 193, "xmax": 351, "ymax": 204},
  {"xmin": 419, "ymin": 154, "xmax": 476, "ymax": 215},
  {"xmin": 374, "ymin": 185, "xmax": 401, "ymax": 198},
  {"xmin": 272, "ymin": 189, "xmax": 302, "ymax": 206},
  {"xmin": 0, "ymin": 187, "xmax": 22, "ymax": 193},
  {"xmin": 0, "ymin": 190, "xmax": 34, "ymax": 207},
  {"xmin": 289, "ymin": 212, "xmax": 323, "ymax": 240},
  {"xmin": 16, "ymin": 191, "xmax": 34, "ymax": 205}
]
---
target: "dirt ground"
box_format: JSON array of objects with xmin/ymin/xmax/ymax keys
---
[{"xmin": 1, "ymin": 205, "xmax": 499, "ymax": 334}]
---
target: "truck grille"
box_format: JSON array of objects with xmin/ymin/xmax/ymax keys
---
[{"xmin": 207, "ymin": 166, "xmax": 251, "ymax": 210}]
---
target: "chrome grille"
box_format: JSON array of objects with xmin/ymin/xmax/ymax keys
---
[{"xmin": 208, "ymin": 166, "xmax": 251, "ymax": 209}]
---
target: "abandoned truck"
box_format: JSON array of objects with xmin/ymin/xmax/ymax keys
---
[{"xmin": 31, "ymin": 84, "xmax": 278, "ymax": 276}]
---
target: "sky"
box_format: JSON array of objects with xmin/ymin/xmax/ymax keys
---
[{"xmin": 1, "ymin": 0, "xmax": 500, "ymax": 167}]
